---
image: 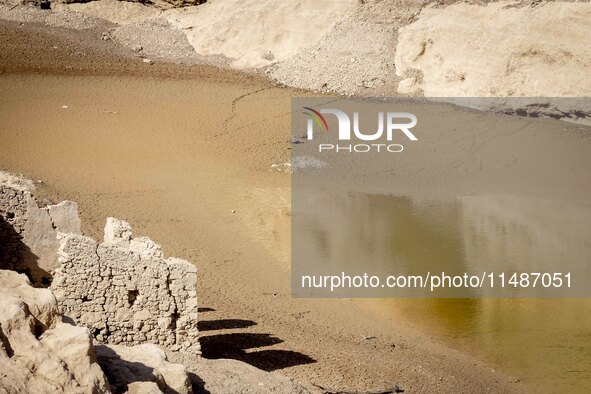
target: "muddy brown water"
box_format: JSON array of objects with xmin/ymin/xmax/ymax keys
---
[{"xmin": 1, "ymin": 74, "xmax": 590, "ymax": 393}]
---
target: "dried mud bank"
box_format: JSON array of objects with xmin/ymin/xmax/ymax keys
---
[
  {"xmin": 1, "ymin": 0, "xmax": 589, "ymax": 119},
  {"xmin": 0, "ymin": 172, "xmax": 308, "ymax": 394},
  {"xmin": 3, "ymin": 1, "xmax": 589, "ymax": 97}
]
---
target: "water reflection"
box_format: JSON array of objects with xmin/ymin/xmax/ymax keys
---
[
  {"xmin": 293, "ymin": 194, "xmax": 467, "ymax": 296},
  {"xmin": 460, "ymin": 196, "xmax": 591, "ymax": 282},
  {"xmin": 293, "ymin": 192, "xmax": 591, "ymax": 392},
  {"xmin": 389, "ymin": 298, "xmax": 591, "ymax": 393},
  {"xmin": 293, "ymin": 193, "xmax": 591, "ymax": 297}
]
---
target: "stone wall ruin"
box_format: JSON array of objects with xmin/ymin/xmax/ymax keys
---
[
  {"xmin": 0, "ymin": 172, "xmax": 200, "ymax": 355},
  {"xmin": 53, "ymin": 218, "xmax": 200, "ymax": 354}
]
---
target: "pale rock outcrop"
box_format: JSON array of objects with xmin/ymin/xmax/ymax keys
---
[
  {"xmin": 164, "ymin": 0, "xmax": 358, "ymax": 68},
  {"xmin": 0, "ymin": 177, "xmax": 34, "ymax": 280},
  {"xmin": 104, "ymin": 216, "xmax": 133, "ymax": 244},
  {"xmin": 0, "ymin": 267, "xmax": 198, "ymax": 394},
  {"xmin": 51, "ymin": 218, "xmax": 200, "ymax": 354},
  {"xmin": 0, "ymin": 172, "xmax": 200, "ymax": 354},
  {"xmin": 0, "ymin": 171, "xmax": 82, "ymax": 286},
  {"xmin": 96, "ymin": 344, "xmax": 192, "ymax": 394},
  {"xmin": 0, "ymin": 269, "xmax": 111, "ymax": 394},
  {"xmin": 395, "ymin": 1, "xmax": 591, "ymax": 98},
  {"xmin": 0, "ymin": 172, "xmax": 311, "ymax": 394},
  {"xmin": 54, "ymin": 0, "xmax": 163, "ymax": 25},
  {"xmin": 0, "ymin": 172, "xmax": 35, "ymax": 191},
  {"xmin": 21, "ymin": 196, "xmax": 63, "ymax": 284},
  {"xmin": 47, "ymin": 201, "xmax": 82, "ymax": 234},
  {"xmin": 126, "ymin": 382, "xmax": 163, "ymax": 393}
]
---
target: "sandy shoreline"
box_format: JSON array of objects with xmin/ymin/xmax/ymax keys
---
[{"xmin": 0, "ymin": 19, "xmax": 535, "ymax": 393}]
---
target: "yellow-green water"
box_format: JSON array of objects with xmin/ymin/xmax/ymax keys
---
[
  {"xmin": 393, "ymin": 298, "xmax": 591, "ymax": 393},
  {"xmin": 378, "ymin": 195, "xmax": 591, "ymax": 392},
  {"xmin": 296, "ymin": 192, "xmax": 591, "ymax": 392}
]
